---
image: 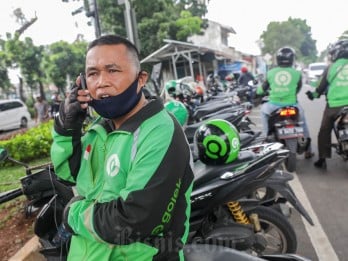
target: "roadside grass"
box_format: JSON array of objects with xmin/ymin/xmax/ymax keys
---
[
  {"xmin": 0, "ymin": 196, "xmax": 28, "ymax": 229},
  {"xmin": 0, "ymin": 157, "xmax": 51, "ymax": 209},
  {"xmin": 0, "ymin": 156, "xmax": 50, "ymax": 244}
]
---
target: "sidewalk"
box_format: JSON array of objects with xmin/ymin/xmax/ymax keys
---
[{"xmin": 9, "ymin": 236, "xmax": 45, "ymax": 261}]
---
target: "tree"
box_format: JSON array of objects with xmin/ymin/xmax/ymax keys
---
[
  {"xmin": 3, "ymin": 34, "xmax": 45, "ymax": 101},
  {"xmin": 0, "ymin": 7, "xmax": 38, "ymax": 97},
  {"xmin": 43, "ymin": 40, "xmax": 87, "ymax": 95},
  {"xmin": 95, "ymin": 0, "xmax": 126, "ymax": 36},
  {"xmin": 0, "ymin": 39, "xmax": 11, "ymax": 92},
  {"xmin": 260, "ymin": 17, "xmax": 317, "ymax": 64},
  {"xmin": 175, "ymin": 0, "xmax": 208, "ymax": 18},
  {"xmin": 12, "ymin": 7, "xmax": 38, "ymax": 37},
  {"xmin": 339, "ymin": 30, "xmax": 348, "ymax": 40},
  {"xmin": 63, "ymin": 0, "xmax": 208, "ymax": 57},
  {"xmin": 175, "ymin": 10, "xmax": 202, "ymax": 41},
  {"xmin": 80, "ymin": 0, "xmax": 207, "ymax": 58}
]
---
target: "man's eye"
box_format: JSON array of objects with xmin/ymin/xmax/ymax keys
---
[{"xmin": 87, "ymin": 72, "xmax": 97, "ymax": 77}]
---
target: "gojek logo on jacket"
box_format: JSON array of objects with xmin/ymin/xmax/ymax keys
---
[
  {"xmin": 337, "ymin": 64, "xmax": 348, "ymax": 82},
  {"xmin": 275, "ymin": 71, "xmax": 291, "ymax": 86},
  {"xmin": 106, "ymin": 154, "xmax": 120, "ymax": 177}
]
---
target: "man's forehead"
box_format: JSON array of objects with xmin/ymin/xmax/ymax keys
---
[
  {"xmin": 87, "ymin": 44, "xmax": 127, "ymax": 56},
  {"xmin": 86, "ymin": 45, "xmax": 130, "ymax": 66}
]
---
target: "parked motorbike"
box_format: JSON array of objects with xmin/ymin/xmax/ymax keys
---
[
  {"xmin": 0, "ymin": 148, "xmax": 72, "ymax": 260},
  {"xmin": 332, "ymin": 106, "xmax": 348, "ymax": 160},
  {"xmin": 0, "ymin": 149, "xmax": 72, "ymax": 210},
  {"xmin": 189, "ymin": 142, "xmax": 304, "ymax": 256},
  {"xmin": 266, "ymin": 105, "xmax": 310, "ymax": 172},
  {"xmin": 206, "ymin": 73, "xmax": 226, "ymax": 96}
]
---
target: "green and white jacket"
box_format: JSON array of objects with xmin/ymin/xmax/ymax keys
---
[
  {"xmin": 51, "ymin": 98, "xmax": 194, "ymax": 261},
  {"xmin": 314, "ymin": 58, "xmax": 348, "ymax": 107},
  {"xmin": 257, "ymin": 66, "xmax": 302, "ymax": 106}
]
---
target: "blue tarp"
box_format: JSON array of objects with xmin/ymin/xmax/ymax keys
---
[
  {"xmin": 218, "ymin": 61, "xmax": 243, "ymax": 73},
  {"xmin": 217, "ymin": 61, "xmax": 243, "ymax": 79}
]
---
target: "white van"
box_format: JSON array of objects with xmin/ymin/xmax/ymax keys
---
[
  {"xmin": 306, "ymin": 62, "xmax": 327, "ymax": 84},
  {"xmin": 0, "ymin": 99, "xmax": 31, "ymax": 131}
]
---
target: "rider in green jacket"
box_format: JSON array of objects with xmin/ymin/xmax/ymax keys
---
[
  {"xmin": 306, "ymin": 39, "xmax": 348, "ymax": 169},
  {"xmin": 51, "ymin": 35, "xmax": 194, "ymax": 260},
  {"xmin": 257, "ymin": 47, "xmax": 313, "ymax": 158}
]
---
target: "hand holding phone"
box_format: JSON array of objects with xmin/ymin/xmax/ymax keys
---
[
  {"xmin": 56, "ymin": 73, "xmax": 88, "ymax": 132},
  {"xmin": 79, "ymin": 73, "xmax": 87, "ymax": 90}
]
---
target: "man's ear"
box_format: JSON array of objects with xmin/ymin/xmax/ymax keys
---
[{"xmin": 138, "ymin": 70, "xmax": 149, "ymax": 87}]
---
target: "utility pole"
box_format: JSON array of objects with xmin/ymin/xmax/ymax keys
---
[
  {"xmin": 118, "ymin": 0, "xmax": 140, "ymax": 51},
  {"xmin": 86, "ymin": 0, "xmax": 101, "ymax": 38}
]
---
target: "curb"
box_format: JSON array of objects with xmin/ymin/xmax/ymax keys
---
[{"xmin": 9, "ymin": 236, "xmax": 46, "ymax": 261}]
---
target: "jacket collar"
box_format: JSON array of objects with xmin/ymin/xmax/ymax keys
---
[{"xmin": 100, "ymin": 97, "xmax": 164, "ymax": 133}]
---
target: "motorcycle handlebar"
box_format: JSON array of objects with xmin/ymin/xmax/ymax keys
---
[{"xmin": 0, "ymin": 188, "xmax": 23, "ymax": 204}]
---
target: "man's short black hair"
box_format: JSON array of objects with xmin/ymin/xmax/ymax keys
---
[
  {"xmin": 87, "ymin": 34, "xmax": 140, "ymax": 59},
  {"xmin": 87, "ymin": 34, "xmax": 140, "ymax": 73}
]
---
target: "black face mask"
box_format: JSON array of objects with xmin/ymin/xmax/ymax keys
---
[{"xmin": 89, "ymin": 78, "xmax": 142, "ymax": 119}]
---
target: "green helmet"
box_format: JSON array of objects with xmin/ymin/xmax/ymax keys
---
[
  {"xmin": 164, "ymin": 100, "xmax": 188, "ymax": 126},
  {"xmin": 194, "ymin": 119, "xmax": 240, "ymax": 165},
  {"xmin": 165, "ymin": 80, "xmax": 177, "ymax": 97}
]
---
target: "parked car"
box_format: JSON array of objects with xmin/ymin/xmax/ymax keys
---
[
  {"xmin": 306, "ymin": 62, "xmax": 327, "ymax": 86},
  {"xmin": 0, "ymin": 99, "xmax": 31, "ymax": 131}
]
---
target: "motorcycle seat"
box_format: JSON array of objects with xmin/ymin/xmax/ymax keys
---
[
  {"xmin": 208, "ymin": 92, "xmax": 237, "ymax": 100},
  {"xmin": 240, "ymin": 132, "xmax": 258, "ymax": 148},
  {"xmin": 193, "ymin": 150, "xmax": 256, "ymax": 188},
  {"xmin": 185, "ymin": 111, "xmax": 245, "ymax": 143},
  {"xmin": 200, "ymin": 108, "xmax": 243, "ymax": 121},
  {"xmin": 193, "ymin": 103, "xmax": 232, "ymax": 120}
]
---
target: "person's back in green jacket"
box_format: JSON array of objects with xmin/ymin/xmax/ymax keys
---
[
  {"xmin": 257, "ymin": 47, "xmax": 313, "ymax": 159},
  {"xmin": 305, "ymin": 39, "xmax": 348, "ymax": 168}
]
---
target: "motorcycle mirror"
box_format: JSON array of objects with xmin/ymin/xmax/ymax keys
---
[{"xmin": 0, "ymin": 147, "xmax": 9, "ymax": 162}]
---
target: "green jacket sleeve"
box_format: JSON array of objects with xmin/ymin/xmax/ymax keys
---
[
  {"xmin": 66, "ymin": 118, "xmax": 194, "ymax": 246},
  {"xmin": 51, "ymin": 128, "xmax": 82, "ymax": 183}
]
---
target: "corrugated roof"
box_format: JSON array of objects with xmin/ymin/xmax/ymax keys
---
[{"xmin": 141, "ymin": 39, "xmax": 235, "ymax": 64}]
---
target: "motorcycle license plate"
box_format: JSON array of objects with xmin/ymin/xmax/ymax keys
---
[{"xmin": 277, "ymin": 127, "xmax": 304, "ymax": 139}]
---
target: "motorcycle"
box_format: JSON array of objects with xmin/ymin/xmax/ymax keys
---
[
  {"xmin": 188, "ymin": 142, "xmax": 312, "ymax": 256},
  {"xmin": 0, "ymin": 148, "xmax": 72, "ymax": 260},
  {"xmin": 332, "ymin": 106, "xmax": 348, "ymax": 160},
  {"xmin": 266, "ymin": 105, "xmax": 310, "ymax": 172},
  {"xmin": 0, "ymin": 149, "xmax": 72, "ymax": 210}
]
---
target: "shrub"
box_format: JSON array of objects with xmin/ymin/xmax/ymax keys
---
[{"xmin": 0, "ymin": 121, "xmax": 53, "ymax": 164}]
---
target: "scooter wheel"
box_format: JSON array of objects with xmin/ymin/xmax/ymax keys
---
[{"xmin": 245, "ymin": 206, "xmax": 297, "ymax": 255}]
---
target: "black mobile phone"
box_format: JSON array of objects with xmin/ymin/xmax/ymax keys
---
[{"xmin": 79, "ymin": 72, "xmax": 87, "ymax": 90}]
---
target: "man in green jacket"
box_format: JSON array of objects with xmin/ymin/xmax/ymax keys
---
[
  {"xmin": 51, "ymin": 34, "xmax": 194, "ymax": 260},
  {"xmin": 257, "ymin": 47, "xmax": 313, "ymax": 158},
  {"xmin": 306, "ymin": 39, "xmax": 348, "ymax": 169}
]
